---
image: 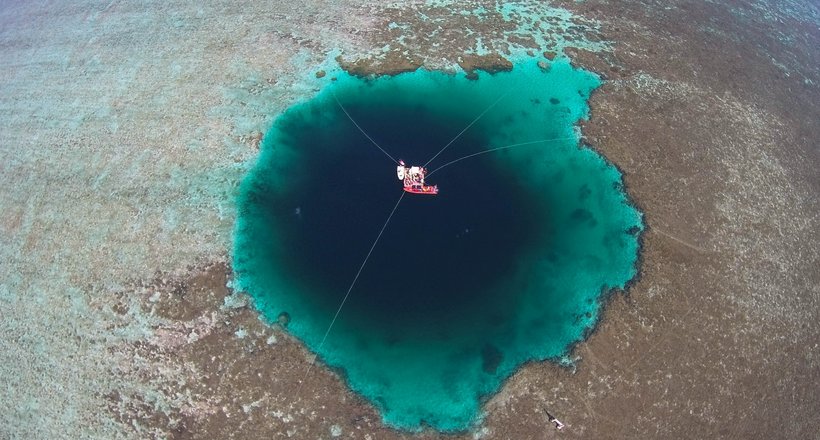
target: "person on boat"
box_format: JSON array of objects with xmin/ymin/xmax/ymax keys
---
[{"xmin": 397, "ymin": 160, "xmax": 438, "ymax": 195}]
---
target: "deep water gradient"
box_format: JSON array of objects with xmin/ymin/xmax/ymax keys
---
[{"xmin": 233, "ymin": 59, "xmax": 643, "ymax": 431}]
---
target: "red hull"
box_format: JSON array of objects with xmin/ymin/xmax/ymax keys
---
[{"xmin": 403, "ymin": 184, "xmax": 438, "ymax": 195}]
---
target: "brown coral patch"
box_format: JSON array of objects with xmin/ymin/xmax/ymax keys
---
[
  {"xmin": 336, "ymin": 52, "xmax": 423, "ymax": 78},
  {"xmin": 457, "ymin": 53, "xmax": 514, "ymax": 80}
]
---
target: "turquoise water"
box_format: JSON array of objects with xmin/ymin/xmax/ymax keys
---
[{"xmin": 233, "ymin": 59, "xmax": 643, "ymax": 431}]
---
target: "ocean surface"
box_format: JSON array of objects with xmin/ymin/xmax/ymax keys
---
[{"xmin": 233, "ymin": 59, "xmax": 643, "ymax": 431}]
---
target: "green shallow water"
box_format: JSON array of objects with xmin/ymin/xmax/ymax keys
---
[{"xmin": 233, "ymin": 59, "xmax": 643, "ymax": 431}]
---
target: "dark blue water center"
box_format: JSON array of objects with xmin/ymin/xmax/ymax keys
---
[
  {"xmin": 233, "ymin": 60, "xmax": 643, "ymax": 431},
  {"xmin": 273, "ymin": 107, "xmax": 545, "ymax": 332}
]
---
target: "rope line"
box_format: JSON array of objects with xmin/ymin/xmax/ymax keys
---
[
  {"xmin": 333, "ymin": 94, "xmax": 399, "ymax": 164},
  {"xmin": 427, "ymin": 137, "xmax": 575, "ymax": 177},
  {"xmin": 423, "ymin": 92, "xmax": 508, "ymax": 168},
  {"xmin": 295, "ymin": 86, "xmax": 568, "ymax": 402},
  {"xmin": 295, "ymin": 191, "xmax": 406, "ymax": 398}
]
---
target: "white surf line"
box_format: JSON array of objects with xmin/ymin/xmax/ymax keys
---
[
  {"xmin": 333, "ymin": 93, "xmax": 399, "ymax": 164},
  {"xmin": 423, "ymin": 92, "xmax": 509, "ymax": 168},
  {"xmin": 294, "ymin": 191, "xmax": 406, "ymax": 400},
  {"xmin": 427, "ymin": 137, "xmax": 576, "ymax": 177}
]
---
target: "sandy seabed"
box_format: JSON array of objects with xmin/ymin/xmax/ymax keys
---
[{"xmin": 1, "ymin": 1, "xmax": 818, "ymax": 439}]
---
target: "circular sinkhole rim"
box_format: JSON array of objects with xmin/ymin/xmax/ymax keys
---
[{"xmin": 231, "ymin": 58, "xmax": 645, "ymax": 432}]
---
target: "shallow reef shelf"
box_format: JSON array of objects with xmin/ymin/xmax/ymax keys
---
[{"xmin": 233, "ymin": 59, "xmax": 643, "ymax": 431}]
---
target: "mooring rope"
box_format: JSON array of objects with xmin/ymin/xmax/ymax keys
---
[
  {"xmin": 294, "ymin": 191, "xmax": 406, "ymax": 399},
  {"xmin": 296, "ymin": 86, "xmax": 569, "ymax": 402},
  {"xmin": 427, "ymin": 137, "xmax": 576, "ymax": 177},
  {"xmin": 423, "ymin": 92, "xmax": 508, "ymax": 168},
  {"xmin": 333, "ymin": 94, "xmax": 399, "ymax": 164}
]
